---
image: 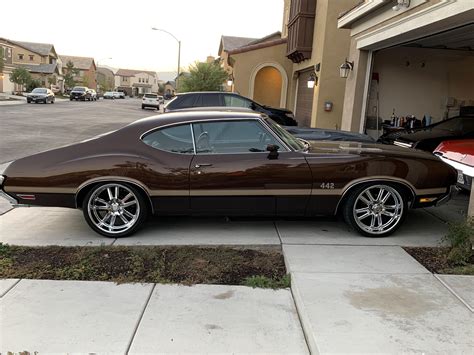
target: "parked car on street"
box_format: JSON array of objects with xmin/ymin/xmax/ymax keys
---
[
  {"xmin": 378, "ymin": 114, "xmax": 474, "ymax": 152},
  {"xmin": 26, "ymin": 88, "xmax": 55, "ymax": 104},
  {"xmin": 70, "ymin": 86, "xmax": 91, "ymax": 101},
  {"xmin": 164, "ymin": 92, "xmax": 298, "ymax": 126},
  {"xmin": 87, "ymin": 89, "xmax": 97, "ymax": 101},
  {"xmin": 434, "ymin": 139, "xmax": 473, "ymax": 191},
  {"xmin": 103, "ymin": 91, "xmax": 115, "ymax": 99},
  {"xmin": 117, "ymin": 91, "xmax": 125, "ymax": 99},
  {"xmin": 0, "ymin": 110, "xmax": 457, "ymax": 239},
  {"xmin": 142, "ymin": 93, "xmax": 161, "ymax": 110},
  {"xmin": 157, "ymin": 95, "xmax": 165, "ymax": 105}
]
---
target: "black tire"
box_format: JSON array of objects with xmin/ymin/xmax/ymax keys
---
[
  {"xmin": 142, "ymin": 105, "xmax": 146, "ymax": 109},
  {"xmin": 82, "ymin": 182, "xmax": 148, "ymax": 238},
  {"xmin": 342, "ymin": 182, "xmax": 408, "ymax": 238}
]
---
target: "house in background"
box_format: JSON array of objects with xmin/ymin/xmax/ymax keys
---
[
  {"xmin": 96, "ymin": 67, "xmax": 115, "ymax": 92},
  {"xmin": 218, "ymin": 35, "xmax": 258, "ymax": 92},
  {"xmin": 222, "ymin": 0, "xmax": 358, "ymax": 129},
  {"xmin": 115, "ymin": 68, "xmax": 158, "ymax": 96},
  {"xmin": 0, "ymin": 38, "xmax": 63, "ymax": 92},
  {"xmin": 164, "ymin": 80, "xmax": 176, "ymax": 96},
  {"xmin": 0, "ymin": 39, "xmax": 15, "ymax": 93},
  {"xmin": 60, "ymin": 55, "xmax": 97, "ymax": 90}
]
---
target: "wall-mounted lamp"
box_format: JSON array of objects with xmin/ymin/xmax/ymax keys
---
[
  {"xmin": 339, "ymin": 59, "xmax": 354, "ymax": 78},
  {"xmin": 227, "ymin": 75, "xmax": 233, "ymax": 87},
  {"xmin": 307, "ymin": 73, "xmax": 318, "ymax": 89},
  {"xmin": 307, "ymin": 63, "xmax": 320, "ymax": 89},
  {"xmin": 392, "ymin": 0, "xmax": 410, "ymax": 11}
]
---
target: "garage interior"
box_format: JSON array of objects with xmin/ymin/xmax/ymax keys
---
[{"xmin": 365, "ymin": 23, "xmax": 474, "ymax": 139}]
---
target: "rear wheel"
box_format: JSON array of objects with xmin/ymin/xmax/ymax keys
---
[
  {"xmin": 82, "ymin": 183, "xmax": 148, "ymax": 238},
  {"xmin": 342, "ymin": 183, "xmax": 407, "ymax": 237}
]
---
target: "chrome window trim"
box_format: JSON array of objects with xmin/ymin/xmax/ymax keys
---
[{"xmin": 139, "ymin": 117, "xmax": 292, "ymax": 154}]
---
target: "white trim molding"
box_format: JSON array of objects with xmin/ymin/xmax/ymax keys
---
[
  {"xmin": 338, "ymin": 0, "xmax": 389, "ymax": 29},
  {"xmin": 249, "ymin": 62, "xmax": 288, "ymax": 108}
]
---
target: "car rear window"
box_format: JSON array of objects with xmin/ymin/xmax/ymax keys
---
[
  {"xmin": 72, "ymin": 87, "xmax": 86, "ymax": 92},
  {"xmin": 142, "ymin": 124, "xmax": 194, "ymax": 154},
  {"xmin": 144, "ymin": 94, "xmax": 158, "ymax": 98},
  {"xmin": 197, "ymin": 94, "xmax": 221, "ymax": 106},
  {"xmin": 166, "ymin": 94, "xmax": 196, "ymax": 110}
]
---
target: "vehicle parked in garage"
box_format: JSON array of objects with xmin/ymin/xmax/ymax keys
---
[
  {"xmin": 434, "ymin": 139, "xmax": 473, "ymax": 191},
  {"xmin": 103, "ymin": 92, "xmax": 115, "ymax": 99},
  {"xmin": 87, "ymin": 89, "xmax": 97, "ymax": 101},
  {"xmin": 0, "ymin": 111, "xmax": 457, "ymax": 239},
  {"xmin": 378, "ymin": 113, "xmax": 474, "ymax": 152},
  {"xmin": 142, "ymin": 93, "xmax": 161, "ymax": 110},
  {"xmin": 164, "ymin": 92, "xmax": 298, "ymax": 126},
  {"xmin": 26, "ymin": 88, "xmax": 55, "ymax": 104},
  {"xmin": 285, "ymin": 127, "xmax": 374, "ymax": 143},
  {"xmin": 69, "ymin": 86, "xmax": 91, "ymax": 101}
]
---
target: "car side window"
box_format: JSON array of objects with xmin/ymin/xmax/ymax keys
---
[
  {"xmin": 192, "ymin": 120, "xmax": 282, "ymax": 154},
  {"xmin": 176, "ymin": 95, "xmax": 197, "ymax": 108},
  {"xmin": 223, "ymin": 95, "xmax": 253, "ymax": 109},
  {"xmin": 142, "ymin": 124, "xmax": 194, "ymax": 154}
]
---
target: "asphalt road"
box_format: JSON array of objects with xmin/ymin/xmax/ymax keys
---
[{"xmin": 0, "ymin": 98, "xmax": 160, "ymax": 164}]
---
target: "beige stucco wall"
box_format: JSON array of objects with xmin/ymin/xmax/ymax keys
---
[
  {"xmin": 372, "ymin": 47, "xmax": 474, "ymax": 124},
  {"xmin": 254, "ymin": 66, "xmax": 282, "ymax": 107},
  {"xmin": 230, "ymin": 43, "xmax": 293, "ymax": 108},
  {"xmin": 285, "ymin": 0, "xmax": 358, "ymax": 129},
  {"xmin": 12, "ymin": 46, "xmax": 43, "ymax": 65}
]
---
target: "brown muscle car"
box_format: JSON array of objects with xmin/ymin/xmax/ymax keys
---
[{"xmin": 0, "ymin": 111, "xmax": 458, "ymax": 238}]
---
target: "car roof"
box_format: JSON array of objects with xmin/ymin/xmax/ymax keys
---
[
  {"xmin": 126, "ymin": 110, "xmax": 264, "ymax": 132},
  {"xmin": 176, "ymin": 91, "xmax": 241, "ymax": 96}
]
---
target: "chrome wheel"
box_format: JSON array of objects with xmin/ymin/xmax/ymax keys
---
[
  {"xmin": 87, "ymin": 183, "xmax": 140, "ymax": 235},
  {"xmin": 352, "ymin": 185, "xmax": 404, "ymax": 235}
]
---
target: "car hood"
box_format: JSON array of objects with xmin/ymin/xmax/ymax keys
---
[
  {"xmin": 262, "ymin": 105, "xmax": 292, "ymax": 114},
  {"xmin": 395, "ymin": 128, "xmax": 459, "ymax": 143},
  {"xmin": 306, "ymin": 141, "xmax": 439, "ymax": 161}
]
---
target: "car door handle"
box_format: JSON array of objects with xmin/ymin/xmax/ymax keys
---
[{"xmin": 195, "ymin": 163, "xmax": 213, "ymax": 168}]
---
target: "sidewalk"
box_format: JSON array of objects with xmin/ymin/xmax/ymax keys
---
[{"xmin": 1, "ymin": 280, "xmax": 308, "ymax": 354}]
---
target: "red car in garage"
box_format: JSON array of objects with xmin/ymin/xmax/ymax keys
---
[{"xmin": 434, "ymin": 139, "xmax": 474, "ymax": 191}]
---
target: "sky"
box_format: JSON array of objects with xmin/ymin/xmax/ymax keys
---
[{"xmin": 1, "ymin": 0, "xmax": 284, "ymax": 76}]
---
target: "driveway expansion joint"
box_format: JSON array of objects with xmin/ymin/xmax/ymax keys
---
[
  {"xmin": 0, "ymin": 279, "xmax": 21, "ymax": 298},
  {"xmin": 125, "ymin": 283, "xmax": 156, "ymax": 354},
  {"xmin": 434, "ymin": 274, "xmax": 474, "ymax": 312}
]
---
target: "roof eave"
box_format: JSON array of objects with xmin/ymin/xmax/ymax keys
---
[{"xmin": 338, "ymin": 0, "xmax": 389, "ymax": 29}]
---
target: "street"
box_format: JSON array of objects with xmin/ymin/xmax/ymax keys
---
[{"xmin": 0, "ymin": 98, "xmax": 159, "ymax": 164}]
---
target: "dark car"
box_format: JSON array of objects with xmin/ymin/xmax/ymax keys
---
[
  {"xmin": 164, "ymin": 92, "xmax": 298, "ymax": 126},
  {"xmin": 285, "ymin": 127, "xmax": 374, "ymax": 143},
  {"xmin": 379, "ymin": 115, "xmax": 474, "ymax": 152},
  {"xmin": 27, "ymin": 88, "xmax": 55, "ymax": 104},
  {"xmin": 1, "ymin": 111, "xmax": 457, "ymax": 239},
  {"xmin": 70, "ymin": 86, "xmax": 92, "ymax": 101}
]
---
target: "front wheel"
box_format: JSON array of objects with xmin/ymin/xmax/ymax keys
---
[
  {"xmin": 342, "ymin": 183, "xmax": 407, "ymax": 238},
  {"xmin": 82, "ymin": 183, "xmax": 148, "ymax": 238}
]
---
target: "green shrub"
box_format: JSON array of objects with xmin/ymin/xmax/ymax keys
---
[
  {"xmin": 242, "ymin": 274, "xmax": 291, "ymax": 289},
  {"xmin": 443, "ymin": 218, "xmax": 473, "ymax": 266}
]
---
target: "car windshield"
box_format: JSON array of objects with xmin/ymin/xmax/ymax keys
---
[
  {"xmin": 32, "ymin": 88, "xmax": 47, "ymax": 93},
  {"xmin": 264, "ymin": 118, "xmax": 306, "ymax": 151},
  {"xmin": 145, "ymin": 94, "xmax": 157, "ymax": 98},
  {"xmin": 72, "ymin": 87, "xmax": 86, "ymax": 92}
]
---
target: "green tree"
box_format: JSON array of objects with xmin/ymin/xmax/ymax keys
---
[
  {"xmin": 26, "ymin": 78, "xmax": 42, "ymax": 92},
  {"xmin": 48, "ymin": 75, "xmax": 57, "ymax": 86},
  {"xmin": 180, "ymin": 61, "xmax": 228, "ymax": 92},
  {"xmin": 63, "ymin": 60, "xmax": 79, "ymax": 89},
  {"xmin": 0, "ymin": 47, "xmax": 4, "ymax": 73},
  {"xmin": 10, "ymin": 67, "xmax": 32, "ymax": 91}
]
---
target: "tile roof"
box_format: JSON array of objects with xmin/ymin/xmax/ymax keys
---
[
  {"xmin": 59, "ymin": 55, "xmax": 95, "ymax": 70},
  {"xmin": 10, "ymin": 40, "xmax": 54, "ymax": 56},
  {"xmin": 20, "ymin": 63, "xmax": 58, "ymax": 74},
  {"xmin": 116, "ymin": 68, "xmax": 157, "ymax": 77},
  {"xmin": 220, "ymin": 35, "xmax": 258, "ymax": 52}
]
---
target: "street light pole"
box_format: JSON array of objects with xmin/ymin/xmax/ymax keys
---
[{"xmin": 151, "ymin": 27, "xmax": 181, "ymax": 93}]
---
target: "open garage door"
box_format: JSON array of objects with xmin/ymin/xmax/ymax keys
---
[
  {"xmin": 295, "ymin": 68, "xmax": 314, "ymax": 127},
  {"xmin": 365, "ymin": 23, "xmax": 474, "ymax": 140}
]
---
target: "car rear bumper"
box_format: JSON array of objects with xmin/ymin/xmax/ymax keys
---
[{"xmin": 435, "ymin": 185, "xmax": 460, "ymax": 207}]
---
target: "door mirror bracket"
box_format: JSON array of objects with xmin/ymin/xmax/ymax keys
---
[{"xmin": 267, "ymin": 144, "xmax": 279, "ymax": 160}]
